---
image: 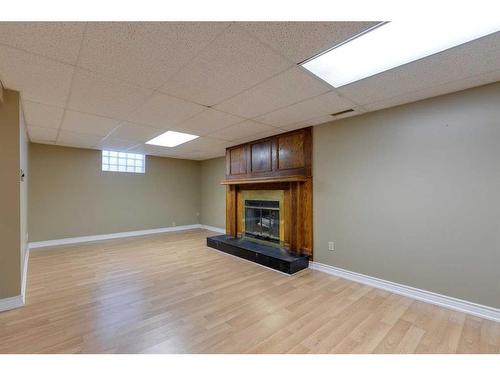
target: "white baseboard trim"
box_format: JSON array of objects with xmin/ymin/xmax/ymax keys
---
[
  {"xmin": 28, "ymin": 224, "xmax": 203, "ymax": 249},
  {"xmin": 0, "ymin": 295, "xmax": 24, "ymax": 313},
  {"xmin": 200, "ymin": 225, "xmax": 225, "ymax": 234},
  {"xmin": 0, "ymin": 247, "xmax": 30, "ymax": 313},
  {"xmin": 309, "ymin": 261, "xmax": 500, "ymax": 323}
]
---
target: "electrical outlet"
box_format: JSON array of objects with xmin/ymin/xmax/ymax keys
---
[{"xmin": 328, "ymin": 242, "xmax": 335, "ymax": 251}]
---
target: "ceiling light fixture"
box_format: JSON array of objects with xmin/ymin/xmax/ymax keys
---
[
  {"xmin": 146, "ymin": 130, "xmax": 199, "ymax": 147},
  {"xmin": 302, "ymin": 21, "xmax": 500, "ymax": 88}
]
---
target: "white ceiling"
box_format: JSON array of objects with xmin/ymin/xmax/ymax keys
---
[{"xmin": 0, "ymin": 22, "xmax": 499, "ymax": 160}]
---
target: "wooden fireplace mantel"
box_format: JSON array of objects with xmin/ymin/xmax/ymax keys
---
[
  {"xmin": 223, "ymin": 127, "xmax": 313, "ymax": 257},
  {"xmin": 221, "ymin": 175, "xmax": 308, "ymax": 185}
]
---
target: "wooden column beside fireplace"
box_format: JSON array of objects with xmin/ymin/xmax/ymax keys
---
[{"xmin": 222, "ymin": 127, "xmax": 313, "ymax": 258}]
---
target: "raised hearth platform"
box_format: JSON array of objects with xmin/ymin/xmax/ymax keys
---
[{"xmin": 206, "ymin": 235, "xmax": 309, "ymax": 274}]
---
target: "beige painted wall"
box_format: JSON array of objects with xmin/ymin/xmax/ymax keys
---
[
  {"xmin": 314, "ymin": 82, "xmax": 500, "ymax": 308},
  {"xmin": 199, "ymin": 157, "xmax": 226, "ymax": 229},
  {"xmin": 0, "ymin": 89, "xmax": 22, "ymax": 298},
  {"xmin": 29, "ymin": 144, "xmax": 201, "ymax": 241},
  {"xmin": 19, "ymin": 102, "xmax": 29, "ymax": 278}
]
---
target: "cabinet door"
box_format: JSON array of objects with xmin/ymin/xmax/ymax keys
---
[
  {"xmin": 250, "ymin": 140, "xmax": 273, "ymax": 173},
  {"xmin": 229, "ymin": 146, "xmax": 247, "ymax": 175},
  {"xmin": 277, "ymin": 132, "xmax": 305, "ymax": 171}
]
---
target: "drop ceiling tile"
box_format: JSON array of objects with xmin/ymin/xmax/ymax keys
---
[
  {"xmin": 61, "ymin": 110, "xmax": 121, "ymax": 136},
  {"xmin": 174, "ymin": 136, "xmax": 229, "ymax": 152},
  {"xmin": 173, "ymin": 108, "xmax": 244, "ymax": 135},
  {"xmin": 78, "ymin": 22, "xmax": 229, "ymax": 89},
  {"xmin": 126, "ymin": 92, "xmax": 206, "ymax": 128},
  {"xmin": 67, "ymin": 69, "xmax": 153, "ymax": 120},
  {"xmin": 214, "ymin": 66, "xmax": 331, "ymax": 118},
  {"xmin": 27, "ymin": 126, "xmax": 59, "ymax": 142},
  {"xmin": 160, "ymin": 25, "xmax": 293, "ymax": 106},
  {"xmin": 128, "ymin": 144, "xmax": 180, "ymax": 158},
  {"xmin": 0, "ymin": 22, "xmax": 86, "ymax": 64},
  {"xmin": 109, "ymin": 122, "xmax": 165, "ymax": 142},
  {"xmin": 363, "ymin": 70, "xmax": 500, "ymax": 112},
  {"xmin": 228, "ymin": 127, "xmax": 285, "ymax": 145},
  {"xmin": 0, "ymin": 45, "xmax": 74, "ymax": 106},
  {"xmin": 255, "ymin": 91, "xmax": 355, "ymax": 127},
  {"xmin": 191, "ymin": 150, "xmax": 226, "ymax": 160},
  {"xmin": 279, "ymin": 107, "xmax": 367, "ymax": 131},
  {"xmin": 208, "ymin": 120, "xmax": 279, "ymax": 141},
  {"xmin": 167, "ymin": 137, "xmax": 230, "ymax": 160},
  {"xmin": 97, "ymin": 137, "xmax": 140, "ymax": 152},
  {"xmin": 338, "ymin": 32, "xmax": 500, "ymax": 106},
  {"xmin": 278, "ymin": 115, "xmax": 335, "ymax": 132},
  {"xmin": 23, "ymin": 100, "xmax": 64, "ymax": 129},
  {"xmin": 57, "ymin": 130, "xmax": 104, "ymax": 148},
  {"xmin": 128, "ymin": 136, "xmax": 229, "ymax": 160},
  {"xmin": 241, "ymin": 22, "xmax": 379, "ymax": 63},
  {"xmin": 206, "ymin": 152, "xmax": 227, "ymax": 159}
]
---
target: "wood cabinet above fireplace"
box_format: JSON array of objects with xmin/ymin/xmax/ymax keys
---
[
  {"xmin": 221, "ymin": 127, "xmax": 313, "ymax": 258},
  {"xmin": 223, "ymin": 127, "xmax": 311, "ymax": 184}
]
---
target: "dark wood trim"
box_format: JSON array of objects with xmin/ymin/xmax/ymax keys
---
[
  {"xmin": 221, "ymin": 175, "xmax": 308, "ymax": 185},
  {"xmin": 225, "ymin": 185, "xmax": 237, "ymax": 237}
]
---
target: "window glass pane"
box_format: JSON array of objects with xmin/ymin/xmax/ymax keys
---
[{"xmin": 102, "ymin": 150, "xmax": 145, "ymax": 173}]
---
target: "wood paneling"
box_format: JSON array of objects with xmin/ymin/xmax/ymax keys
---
[
  {"xmin": 250, "ymin": 140, "xmax": 273, "ymax": 173},
  {"xmin": 226, "ymin": 185, "xmax": 237, "ymax": 236},
  {"xmin": 278, "ymin": 132, "xmax": 305, "ymax": 170},
  {"xmin": 225, "ymin": 127, "xmax": 311, "ymax": 180},
  {"xmin": 1, "ymin": 230, "xmax": 498, "ymax": 353},
  {"xmin": 229, "ymin": 146, "xmax": 247, "ymax": 175},
  {"xmin": 300, "ymin": 178, "xmax": 313, "ymax": 254}
]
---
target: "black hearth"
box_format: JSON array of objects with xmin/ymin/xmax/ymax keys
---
[{"xmin": 206, "ymin": 235, "xmax": 309, "ymax": 274}]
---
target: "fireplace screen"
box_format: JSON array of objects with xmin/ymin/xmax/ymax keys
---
[{"xmin": 244, "ymin": 200, "xmax": 280, "ymax": 242}]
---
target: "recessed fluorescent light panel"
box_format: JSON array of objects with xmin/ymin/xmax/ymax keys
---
[
  {"xmin": 146, "ymin": 130, "xmax": 199, "ymax": 147},
  {"xmin": 302, "ymin": 21, "xmax": 500, "ymax": 87}
]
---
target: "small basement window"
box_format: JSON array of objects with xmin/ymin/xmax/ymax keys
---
[{"xmin": 102, "ymin": 150, "xmax": 145, "ymax": 173}]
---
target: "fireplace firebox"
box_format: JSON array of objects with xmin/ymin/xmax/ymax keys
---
[{"xmin": 244, "ymin": 200, "xmax": 280, "ymax": 243}]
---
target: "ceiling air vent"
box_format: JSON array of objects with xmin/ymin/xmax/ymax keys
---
[{"xmin": 331, "ymin": 108, "xmax": 354, "ymax": 117}]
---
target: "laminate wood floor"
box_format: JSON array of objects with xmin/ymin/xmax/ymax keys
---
[{"xmin": 1, "ymin": 229, "xmax": 499, "ymax": 354}]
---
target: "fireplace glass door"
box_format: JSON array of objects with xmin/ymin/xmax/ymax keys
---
[{"xmin": 244, "ymin": 200, "xmax": 280, "ymax": 243}]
